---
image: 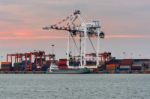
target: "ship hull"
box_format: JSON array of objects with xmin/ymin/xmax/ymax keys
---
[{"xmin": 48, "ymin": 68, "xmax": 91, "ymax": 74}]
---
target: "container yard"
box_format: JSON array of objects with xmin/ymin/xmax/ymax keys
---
[
  {"xmin": 1, "ymin": 51, "xmax": 150, "ymax": 74},
  {"xmin": 0, "ymin": 51, "xmax": 55, "ymax": 73}
]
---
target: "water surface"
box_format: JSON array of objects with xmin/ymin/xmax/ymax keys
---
[{"xmin": 0, "ymin": 74, "xmax": 149, "ymax": 99}]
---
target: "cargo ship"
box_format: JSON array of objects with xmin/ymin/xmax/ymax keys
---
[
  {"xmin": 48, "ymin": 59, "xmax": 91, "ymax": 74},
  {"xmin": 49, "ymin": 66, "xmax": 91, "ymax": 74},
  {"xmin": 49, "ymin": 68, "xmax": 91, "ymax": 74}
]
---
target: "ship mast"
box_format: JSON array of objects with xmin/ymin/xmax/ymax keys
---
[{"xmin": 43, "ymin": 10, "xmax": 105, "ymax": 69}]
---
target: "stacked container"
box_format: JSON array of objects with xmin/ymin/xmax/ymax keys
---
[
  {"xmin": 119, "ymin": 59, "xmax": 133, "ymax": 71},
  {"xmin": 105, "ymin": 59, "xmax": 120, "ymax": 71},
  {"xmin": 1, "ymin": 62, "xmax": 12, "ymax": 71},
  {"xmin": 86, "ymin": 53, "xmax": 96, "ymax": 66},
  {"xmin": 132, "ymin": 61, "xmax": 143, "ymax": 71},
  {"xmin": 142, "ymin": 59, "xmax": 150, "ymax": 70},
  {"xmin": 106, "ymin": 63, "xmax": 119, "ymax": 71},
  {"xmin": 14, "ymin": 63, "xmax": 24, "ymax": 71},
  {"xmin": 58, "ymin": 59, "xmax": 68, "ymax": 69},
  {"xmin": 69, "ymin": 57, "xmax": 80, "ymax": 67}
]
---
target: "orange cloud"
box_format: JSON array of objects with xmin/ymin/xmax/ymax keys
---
[
  {"xmin": 13, "ymin": 31, "xmax": 33, "ymax": 36},
  {"xmin": 0, "ymin": 35, "xmax": 67, "ymax": 40}
]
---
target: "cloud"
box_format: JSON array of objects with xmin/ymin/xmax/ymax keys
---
[
  {"xmin": 0, "ymin": 35, "xmax": 67, "ymax": 40},
  {"xmin": 106, "ymin": 34, "xmax": 150, "ymax": 39},
  {"xmin": 0, "ymin": 0, "xmax": 150, "ymax": 59},
  {"xmin": 0, "ymin": 32, "xmax": 149, "ymax": 40}
]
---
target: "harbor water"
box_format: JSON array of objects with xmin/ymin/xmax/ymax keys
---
[{"xmin": 0, "ymin": 74, "xmax": 150, "ymax": 99}]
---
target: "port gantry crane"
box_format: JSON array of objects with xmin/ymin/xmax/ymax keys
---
[{"xmin": 43, "ymin": 10, "xmax": 105, "ymax": 69}]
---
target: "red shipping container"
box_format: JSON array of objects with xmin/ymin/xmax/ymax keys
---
[{"xmin": 120, "ymin": 59, "xmax": 133, "ymax": 65}]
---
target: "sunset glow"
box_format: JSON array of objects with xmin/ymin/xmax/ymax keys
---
[
  {"xmin": 0, "ymin": 0, "xmax": 150, "ymax": 59},
  {"xmin": 0, "ymin": 34, "xmax": 150, "ymax": 40}
]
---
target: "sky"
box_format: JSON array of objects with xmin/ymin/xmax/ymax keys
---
[{"xmin": 0, "ymin": 0, "xmax": 150, "ymax": 60}]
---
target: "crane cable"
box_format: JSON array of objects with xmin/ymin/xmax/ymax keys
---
[
  {"xmin": 88, "ymin": 36, "xmax": 97, "ymax": 53},
  {"xmin": 70, "ymin": 33, "xmax": 80, "ymax": 54},
  {"xmin": 67, "ymin": 14, "xmax": 80, "ymax": 54}
]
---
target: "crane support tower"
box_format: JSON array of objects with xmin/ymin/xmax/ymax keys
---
[{"xmin": 43, "ymin": 10, "xmax": 105, "ymax": 69}]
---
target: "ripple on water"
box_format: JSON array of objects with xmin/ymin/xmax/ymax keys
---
[{"xmin": 0, "ymin": 74, "xmax": 149, "ymax": 99}]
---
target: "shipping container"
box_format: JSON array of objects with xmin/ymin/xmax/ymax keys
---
[
  {"xmin": 58, "ymin": 59, "xmax": 67, "ymax": 65},
  {"xmin": 106, "ymin": 64, "xmax": 118, "ymax": 70},
  {"xmin": 58, "ymin": 59, "xmax": 68, "ymax": 69},
  {"xmin": 119, "ymin": 68, "xmax": 130, "ymax": 71},
  {"xmin": 59, "ymin": 59, "xmax": 67, "ymax": 61},
  {"xmin": 107, "ymin": 59, "xmax": 121, "ymax": 64},
  {"xmin": 69, "ymin": 61, "xmax": 80, "ymax": 66},
  {"xmin": 13, "ymin": 63, "xmax": 25, "ymax": 71},
  {"xmin": 132, "ymin": 62, "xmax": 143, "ymax": 67},
  {"xmin": 120, "ymin": 59, "xmax": 133, "ymax": 65},
  {"xmin": 42, "ymin": 64, "xmax": 49, "ymax": 71},
  {"xmin": 46, "ymin": 60, "xmax": 51, "ymax": 65},
  {"xmin": 1, "ymin": 62, "xmax": 12, "ymax": 65},
  {"xmin": 131, "ymin": 62, "xmax": 143, "ymax": 71},
  {"xmin": 131, "ymin": 66, "xmax": 142, "ymax": 70},
  {"xmin": 1, "ymin": 62, "xmax": 12, "ymax": 71},
  {"xmin": 86, "ymin": 61, "xmax": 96, "ymax": 66},
  {"xmin": 25, "ymin": 64, "xmax": 32, "ymax": 71},
  {"xmin": 119, "ymin": 65, "xmax": 131, "ymax": 71}
]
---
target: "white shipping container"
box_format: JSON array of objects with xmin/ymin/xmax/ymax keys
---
[
  {"xmin": 143, "ymin": 61, "xmax": 150, "ymax": 64},
  {"xmin": 132, "ymin": 63, "xmax": 143, "ymax": 67},
  {"xmin": 86, "ymin": 54, "xmax": 96, "ymax": 61}
]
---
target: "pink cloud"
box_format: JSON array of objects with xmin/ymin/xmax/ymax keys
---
[
  {"xmin": 0, "ymin": 35, "xmax": 67, "ymax": 40},
  {"xmin": 0, "ymin": 32, "xmax": 149, "ymax": 40}
]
